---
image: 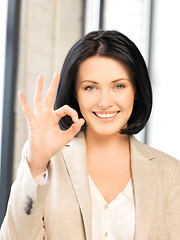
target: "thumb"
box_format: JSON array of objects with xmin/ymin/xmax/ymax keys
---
[
  {"xmin": 71, "ymin": 118, "xmax": 85, "ymax": 132},
  {"xmin": 66, "ymin": 118, "xmax": 85, "ymax": 138}
]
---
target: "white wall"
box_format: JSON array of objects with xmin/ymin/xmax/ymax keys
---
[
  {"xmin": 148, "ymin": 0, "xmax": 180, "ymax": 159},
  {"xmin": 0, "ymin": 0, "xmax": 8, "ymax": 171}
]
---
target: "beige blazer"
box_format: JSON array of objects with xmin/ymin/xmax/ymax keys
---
[{"xmin": 1, "ymin": 132, "xmax": 180, "ymax": 240}]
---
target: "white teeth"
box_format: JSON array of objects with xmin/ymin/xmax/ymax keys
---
[{"xmin": 95, "ymin": 112, "xmax": 118, "ymax": 118}]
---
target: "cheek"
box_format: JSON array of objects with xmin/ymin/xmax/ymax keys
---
[
  {"xmin": 126, "ymin": 97, "xmax": 135, "ymax": 116},
  {"xmin": 78, "ymin": 92, "xmax": 96, "ymax": 109},
  {"xmin": 77, "ymin": 94, "xmax": 92, "ymax": 114},
  {"xmin": 116, "ymin": 92, "xmax": 135, "ymax": 109},
  {"xmin": 126, "ymin": 99, "xmax": 135, "ymax": 112}
]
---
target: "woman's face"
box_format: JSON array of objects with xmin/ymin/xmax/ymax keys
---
[{"xmin": 75, "ymin": 55, "xmax": 135, "ymax": 136}]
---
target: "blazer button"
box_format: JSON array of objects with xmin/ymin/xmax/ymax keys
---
[
  {"xmin": 27, "ymin": 196, "xmax": 33, "ymax": 205},
  {"xmin": 25, "ymin": 206, "xmax": 31, "ymax": 215},
  {"xmin": 24, "ymin": 196, "xmax": 33, "ymax": 215}
]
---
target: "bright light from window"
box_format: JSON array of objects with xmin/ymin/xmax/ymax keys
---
[{"xmin": 84, "ymin": 0, "xmax": 101, "ymax": 34}]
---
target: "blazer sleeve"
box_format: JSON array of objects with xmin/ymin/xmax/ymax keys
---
[
  {"xmin": 0, "ymin": 142, "xmax": 50, "ymax": 240},
  {"xmin": 166, "ymin": 160, "xmax": 180, "ymax": 239}
]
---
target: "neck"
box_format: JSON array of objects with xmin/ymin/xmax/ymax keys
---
[{"xmin": 85, "ymin": 129, "xmax": 130, "ymax": 152}]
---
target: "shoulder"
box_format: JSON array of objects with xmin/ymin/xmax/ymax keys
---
[{"xmin": 130, "ymin": 135, "xmax": 179, "ymax": 171}]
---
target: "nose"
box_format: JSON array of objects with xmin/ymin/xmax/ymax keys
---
[{"xmin": 97, "ymin": 89, "xmax": 113, "ymax": 109}]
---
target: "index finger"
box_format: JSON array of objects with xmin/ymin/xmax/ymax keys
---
[
  {"xmin": 43, "ymin": 72, "xmax": 60, "ymax": 109},
  {"xmin": 54, "ymin": 105, "xmax": 79, "ymax": 123}
]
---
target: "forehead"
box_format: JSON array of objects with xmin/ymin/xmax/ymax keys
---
[{"xmin": 76, "ymin": 55, "xmax": 131, "ymax": 82}]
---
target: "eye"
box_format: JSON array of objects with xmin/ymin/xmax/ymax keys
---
[
  {"xmin": 115, "ymin": 84, "xmax": 124, "ymax": 89},
  {"xmin": 84, "ymin": 85, "xmax": 95, "ymax": 91}
]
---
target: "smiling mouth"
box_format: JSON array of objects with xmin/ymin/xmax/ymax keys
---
[{"xmin": 93, "ymin": 111, "xmax": 120, "ymax": 119}]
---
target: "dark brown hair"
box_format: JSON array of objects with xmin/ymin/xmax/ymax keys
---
[{"xmin": 54, "ymin": 30, "xmax": 152, "ymax": 135}]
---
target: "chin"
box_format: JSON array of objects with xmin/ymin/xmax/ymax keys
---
[{"xmin": 88, "ymin": 126, "xmax": 122, "ymax": 137}]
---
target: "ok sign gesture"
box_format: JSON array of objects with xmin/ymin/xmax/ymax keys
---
[{"xmin": 18, "ymin": 73, "xmax": 85, "ymax": 178}]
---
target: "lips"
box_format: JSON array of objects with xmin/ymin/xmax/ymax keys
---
[{"xmin": 93, "ymin": 111, "xmax": 120, "ymax": 119}]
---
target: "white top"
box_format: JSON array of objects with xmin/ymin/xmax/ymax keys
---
[
  {"xmin": 88, "ymin": 176, "xmax": 135, "ymax": 240},
  {"xmin": 34, "ymin": 166, "xmax": 135, "ymax": 239}
]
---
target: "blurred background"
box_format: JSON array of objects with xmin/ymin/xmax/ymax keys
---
[{"xmin": 0, "ymin": 0, "xmax": 180, "ymax": 225}]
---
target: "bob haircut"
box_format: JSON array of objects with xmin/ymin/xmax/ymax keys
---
[{"xmin": 54, "ymin": 30, "xmax": 152, "ymax": 135}]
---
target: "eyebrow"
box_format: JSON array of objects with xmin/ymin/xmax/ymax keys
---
[
  {"xmin": 112, "ymin": 78, "xmax": 130, "ymax": 83},
  {"xmin": 80, "ymin": 78, "xmax": 129, "ymax": 85},
  {"xmin": 80, "ymin": 80, "xmax": 97, "ymax": 85}
]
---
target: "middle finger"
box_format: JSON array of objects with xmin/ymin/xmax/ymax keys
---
[
  {"xmin": 34, "ymin": 75, "xmax": 44, "ymax": 113},
  {"xmin": 43, "ymin": 72, "xmax": 60, "ymax": 109}
]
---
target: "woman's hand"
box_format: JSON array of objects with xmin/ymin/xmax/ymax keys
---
[{"xmin": 18, "ymin": 73, "xmax": 85, "ymax": 178}]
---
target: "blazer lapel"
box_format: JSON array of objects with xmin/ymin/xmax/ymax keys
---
[
  {"xmin": 62, "ymin": 132, "xmax": 92, "ymax": 240},
  {"xmin": 61, "ymin": 133, "xmax": 159, "ymax": 240},
  {"xmin": 130, "ymin": 136, "xmax": 159, "ymax": 239}
]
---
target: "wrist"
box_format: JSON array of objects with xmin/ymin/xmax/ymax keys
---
[{"xmin": 25, "ymin": 152, "xmax": 49, "ymax": 178}]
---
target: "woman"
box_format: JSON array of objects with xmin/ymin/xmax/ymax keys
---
[{"xmin": 1, "ymin": 31, "xmax": 180, "ymax": 240}]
